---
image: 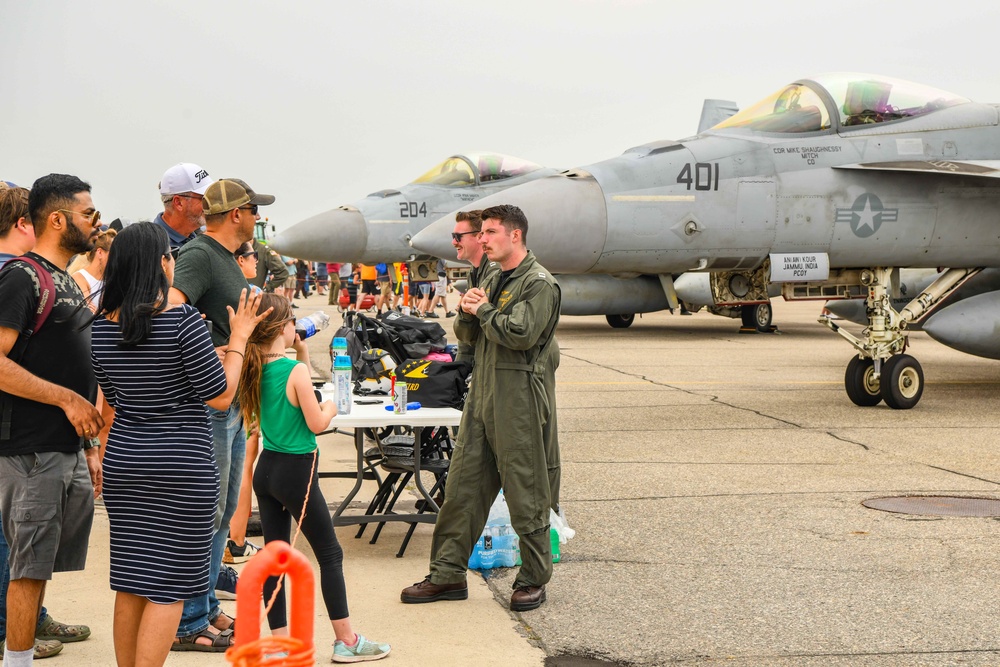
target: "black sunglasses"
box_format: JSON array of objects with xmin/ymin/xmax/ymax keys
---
[
  {"xmin": 239, "ymin": 251, "xmax": 257, "ymax": 259},
  {"xmin": 451, "ymin": 231, "xmax": 478, "ymax": 242},
  {"xmin": 166, "ymin": 247, "xmax": 180, "ymax": 260},
  {"xmin": 240, "ymin": 204, "xmax": 259, "ymax": 216}
]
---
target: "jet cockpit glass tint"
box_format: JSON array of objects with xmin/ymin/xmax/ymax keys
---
[
  {"xmin": 412, "ymin": 157, "xmax": 477, "ymax": 187},
  {"xmin": 713, "ymin": 84, "xmax": 831, "ymax": 133},
  {"xmin": 815, "ymin": 73, "xmax": 970, "ymax": 128},
  {"xmin": 713, "ymin": 73, "xmax": 970, "ymax": 134},
  {"xmin": 475, "ymin": 153, "xmax": 543, "ymax": 182},
  {"xmin": 410, "ymin": 153, "xmax": 544, "ymax": 187}
]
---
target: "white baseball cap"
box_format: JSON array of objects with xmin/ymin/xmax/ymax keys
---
[{"xmin": 159, "ymin": 163, "xmax": 214, "ymax": 196}]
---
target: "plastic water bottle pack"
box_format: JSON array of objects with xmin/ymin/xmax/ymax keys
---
[
  {"xmin": 468, "ymin": 491, "xmax": 520, "ymax": 570},
  {"xmin": 468, "ymin": 491, "xmax": 576, "ymax": 570}
]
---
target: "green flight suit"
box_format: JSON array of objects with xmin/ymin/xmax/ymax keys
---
[
  {"xmin": 454, "ymin": 259, "xmax": 561, "ymax": 512},
  {"xmin": 430, "ymin": 251, "xmax": 560, "ymax": 589},
  {"xmin": 251, "ymin": 239, "xmax": 289, "ymax": 291}
]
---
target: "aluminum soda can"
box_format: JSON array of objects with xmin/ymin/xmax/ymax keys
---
[{"xmin": 393, "ymin": 382, "xmax": 408, "ymax": 414}]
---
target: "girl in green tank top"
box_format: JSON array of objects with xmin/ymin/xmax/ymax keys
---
[{"xmin": 235, "ymin": 294, "xmax": 391, "ymax": 662}]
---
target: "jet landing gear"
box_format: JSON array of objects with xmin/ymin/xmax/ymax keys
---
[
  {"xmin": 843, "ymin": 354, "xmax": 924, "ymax": 409},
  {"xmin": 822, "ymin": 266, "xmax": 978, "ymax": 410},
  {"xmin": 740, "ymin": 303, "xmax": 773, "ymax": 333},
  {"xmin": 606, "ymin": 314, "xmax": 635, "ymax": 328}
]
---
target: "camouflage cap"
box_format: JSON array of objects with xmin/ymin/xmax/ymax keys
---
[
  {"xmin": 202, "ymin": 179, "xmax": 251, "ymax": 215},
  {"xmin": 224, "ymin": 177, "xmax": 275, "ymax": 206}
]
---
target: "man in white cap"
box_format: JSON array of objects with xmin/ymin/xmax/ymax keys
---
[{"xmin": 154, "ymin": 163, "xmax": 214, "ymax": 252}]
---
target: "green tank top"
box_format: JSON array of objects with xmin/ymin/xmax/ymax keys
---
[{"xmin": 260, "ymin": 357, "xmax": 317, "ymax": 454}]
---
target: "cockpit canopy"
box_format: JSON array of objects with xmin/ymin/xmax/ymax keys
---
[
  {"xmin": 410, "ymin": 153, "xmax": 543, "ymax": 187},
  {"xmin": 712, "ymin": 73, "xmax": 970, "ymax": 134}
]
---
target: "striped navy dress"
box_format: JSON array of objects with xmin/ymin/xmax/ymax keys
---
[{"xmin": 91, "ymin": 304, "xmax": 227, "ymax": 604}]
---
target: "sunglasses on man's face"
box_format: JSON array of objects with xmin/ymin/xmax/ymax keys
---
[{"xmin": 451, "ymin": 231, "xmax": 478, "ymax": 242}]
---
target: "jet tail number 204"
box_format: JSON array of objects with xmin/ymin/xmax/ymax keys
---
[{"xmin": 676, "ymin": 163, "xmax": 720, "ymax": 191}]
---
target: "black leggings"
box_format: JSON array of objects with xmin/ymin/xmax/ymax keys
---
[{"xmin": 253, "ymin": 449, "xmax": 349, "ymax": 629}]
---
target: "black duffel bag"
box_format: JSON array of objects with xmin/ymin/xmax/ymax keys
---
[{"xmin": 396, "ymin": 359, "xmax": 472, "ymax": 409}]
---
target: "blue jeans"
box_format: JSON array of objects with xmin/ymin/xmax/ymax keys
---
[
  {"xmin": 177, "ymin": 404, "xmax": 245, "ymax": 636},
  {"xmin": 0, "ymin": 511, "xmax": 46, "ymax": 641}
]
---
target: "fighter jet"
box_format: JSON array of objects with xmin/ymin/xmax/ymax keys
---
[
  {"xmin": 269, "ymin": 153, "xmax": 558, "ymax": 263},
  {"xmin": 412, "ymin": 72, "xmax": 1000, "ymax": 409}
]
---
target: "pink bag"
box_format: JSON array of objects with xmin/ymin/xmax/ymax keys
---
[{"xmin": 423, "ymin": 352, "xmax": 452, "ymax": 362}]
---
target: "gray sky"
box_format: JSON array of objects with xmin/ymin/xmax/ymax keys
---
[{"xmin": 3, "ymin": 1, "xmax": 998, "ymax": 233}]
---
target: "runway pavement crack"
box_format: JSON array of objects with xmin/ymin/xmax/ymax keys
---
[
  {"xmin": 565, "ymin": 488, "xmax": 996, "ymax": 503},
  {"xmin": 824, "ymin": 431, "xmax": 870, "ymax": 450},
  {"xmin": 561, "ymin": 352, "xmax": 803, "ymax": 429},
  {"xmin": 922, "ymin": 464, "xmax": 1000, "ymax": 487}
]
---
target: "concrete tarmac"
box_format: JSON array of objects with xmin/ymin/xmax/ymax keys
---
[{"xmin": 47, "ymin": 291, "xmax": 1000, "ymax": 665}]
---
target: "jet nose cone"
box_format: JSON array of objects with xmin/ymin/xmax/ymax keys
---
[
  {"xmin": 411, "ymin": 172, "xmax": 608, "ymax": 273},
  {"xmin": 270, "ymin": 207, "xmax": 368, "ymax": 262}
]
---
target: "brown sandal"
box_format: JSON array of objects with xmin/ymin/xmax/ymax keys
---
[{"xmin": 170, "ymin": 627, "xmax": 233, "ymax": 652}]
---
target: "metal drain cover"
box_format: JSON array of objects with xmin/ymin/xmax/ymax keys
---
[{"xmin": 862, "ymin": 496, "xmax": 1000, "ymax": 517}]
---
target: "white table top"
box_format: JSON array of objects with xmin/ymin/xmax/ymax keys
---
[{"xmin": 323, "ymin": 393, "xmax": 463, "ymax": 429}]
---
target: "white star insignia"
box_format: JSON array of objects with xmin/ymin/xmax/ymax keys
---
[{"xmin": 854, "ymin": 198, "xmax": 879, "ymax": 233}]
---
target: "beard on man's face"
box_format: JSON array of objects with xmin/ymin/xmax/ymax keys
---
[{"xmin": 59, "ymin": 219, "xmax": 95, "ymax": 255}]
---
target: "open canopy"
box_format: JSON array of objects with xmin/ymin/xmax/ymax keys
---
[
  {"xmin": 410, "ymin": 153, "xmax": 544, "ymax": 187},
  {"xmin": 712, "ymin": 73, "xmax": 970, "ymax": 134}
]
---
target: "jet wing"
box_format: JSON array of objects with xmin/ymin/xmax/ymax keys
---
[{"xmin": 834, "ymin": 160, "xmax": 1000, "ymax": 178}]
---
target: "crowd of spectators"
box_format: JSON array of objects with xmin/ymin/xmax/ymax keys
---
[{"xmin": 0, "ymin": 166, "xmax": 390, "ymax": 665}]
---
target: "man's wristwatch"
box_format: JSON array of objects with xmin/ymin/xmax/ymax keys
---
[{"xmin": 83, "ymin": 437, "xmax": 100, "ymax": 450}]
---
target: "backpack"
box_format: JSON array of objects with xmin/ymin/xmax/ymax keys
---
[
  {"xmin": 0, "ymin": 257, "xmax": 56, "ymax": 440},
  {"xmin": 377, "ymin": 311, "xmax": 447, "ymax": 358},
  {"xmin": 332, "ymin": 311, "xmax": 410, "ymax": 374},
  {"xmin": 396, "ymin": 359, "xmax": 472, "ymax": 409}
]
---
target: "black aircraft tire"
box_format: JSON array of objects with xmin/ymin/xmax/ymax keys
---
[
  {"xmin": 741, "ymin": 303, "xmax": 772, "ymax": 332},
  {"xmin": 880, "ymin": 354, "xmax": 924, "ymax": 410},
  {"xmin": 606, "ymin": 314, "xmax": 635, "ymax": 328},
  {"xmin": 844, "ymin": 356, "xmax": 882, "ymax": 407}
]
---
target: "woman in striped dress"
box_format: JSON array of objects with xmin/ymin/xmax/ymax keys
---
[{"xmin": 90, "ymin": 222, "xmax": 269, "ymax": 667}]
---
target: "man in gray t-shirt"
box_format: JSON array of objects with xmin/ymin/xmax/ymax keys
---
[{"xmin": 167, "ymin": 178, "xmax": 273, "ymax": 650}]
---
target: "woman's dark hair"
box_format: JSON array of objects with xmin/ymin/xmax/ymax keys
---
[{"xmin": 96, "ymin": 221, "xmax": 171, "ymax": 346}]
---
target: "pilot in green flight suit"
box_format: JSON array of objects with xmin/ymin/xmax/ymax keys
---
[
  {"xmin": 452, "ymin": 211, "xmax": 561, "ymax": 514},
  {"xmin": 401, "ymin": 204, "xmax": 560, "ymax": 611}
]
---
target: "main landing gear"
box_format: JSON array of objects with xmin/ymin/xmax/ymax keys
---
[
  {"xmin": 740, "ymin": 302, "xmax": 773, "ymax": 333},
  {"xmin": 821, "ymin": 266, "xmax": 978, "ymax": 410},
  {"xmin": 606, "ymin": 314, "xmax": 635, "ymax": 328}
]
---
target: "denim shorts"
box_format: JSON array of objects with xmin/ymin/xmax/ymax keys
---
[{"xmin": 0, "ymin": 451, "xmax": 94, "ymax": 581}]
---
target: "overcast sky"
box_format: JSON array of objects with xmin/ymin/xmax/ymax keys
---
[{"xmin": 3, "ymin": 1, "xmax": 998, "ymax": 232}]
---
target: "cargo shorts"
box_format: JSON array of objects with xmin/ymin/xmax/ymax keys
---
[{"xmin": 0, "ymin": 451, "xmax": 94, "ymax": 581}]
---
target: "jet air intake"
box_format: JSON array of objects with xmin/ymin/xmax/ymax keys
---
[{"xmin": 411, "ymin": 172, "xmax": 609, "ymax": 274}]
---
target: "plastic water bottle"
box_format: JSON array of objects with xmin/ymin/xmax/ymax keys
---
[
  {"xmin": 333, "ymin": 355, "xmax": 352, "ymax": 415},
  {"xmin": 330, "ymin": 336, "xmax": 348, "ymax": 373},
  {"xmin": 296, "ymin": 310, "xmax": 330, "ymax": 340}
]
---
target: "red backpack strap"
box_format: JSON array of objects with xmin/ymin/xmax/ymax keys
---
[
  {"xmin": 6, "ymin": 256, "xmax": 56, "ymax": 335},
  {"xmin": 0, "ymin": 256, "xmax": 56, "ymax": 440}
]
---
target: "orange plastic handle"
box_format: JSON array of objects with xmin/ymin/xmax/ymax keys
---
[{"xmin": 233, "ymin": 541, "xmax": 315, "ymax": 649}]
